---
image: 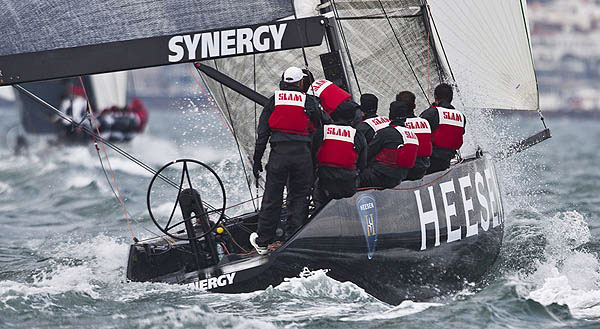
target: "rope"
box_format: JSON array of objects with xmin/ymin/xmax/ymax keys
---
[
  {"xmin": 357, "ymin": 158, "xmax": 464, "ymax": 192},
  {"xmin": 77, "ymin": 76, "xmax": 137, "ymax": 242},
  {"xmin": 331, "ymin": 0, "xmax": 362, "ymax": 95},
  {"xmin": 378, "ymin": 0, "xmax": 428, "ymax": 103}
]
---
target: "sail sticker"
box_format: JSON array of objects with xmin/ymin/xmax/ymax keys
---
[{"xmin": 356, "ymin": 192, "xmax": 378, "ymax": 259}]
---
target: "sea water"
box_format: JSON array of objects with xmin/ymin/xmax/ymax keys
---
[{"xmin": 1, "ymin": 100, "xmax": 599, "ymax": 328}]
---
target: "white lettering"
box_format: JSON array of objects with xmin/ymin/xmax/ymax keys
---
[
  {"xmin": 236, "ymin": 28, "xmax": 254, "ymax": 53},
  {"xmin": 220, "ymin": 29, "xmax": 236, "ymax": 56},
  {"xmin": 491, "ymin": 168, "xmax": 504, "ymax": 223},
  {"xmin": 270, "ymin": 23, "xmax": 287, "ymax": 49},
  {"xmin": 459, "ymin": 175, "xmax": 477, "ymax": 237},
  {"xmin": 360, "ymin": 203, "xmax": 374, "ymax": 211},
  {"xmin": 201, "ymin": 31, "xmax": 220, "ymax": 59},
  {"xmin": 415, "ymin": 187, "xmax": 440, "ymax": 250},
  {"xmin": 207, "ymin": 277, "xmax": 218, "ymax": 289},
  {"xmin": 196, "ymin": 272, "xmax": 236, "ymax": 290},
  {"xmin": 168, "ymin": 36, "xmax": 185, "ymax": 62},
  {"xmin": 226, "ymin": 272, "xmax": 236, "ymax": 285},
  {"xmin": 183, "ymin": 34, "xmax": 201, "ymax": 60},
  {"xmin": 484, "ymin": 168, "xmax": 499, "ymax": 228},
  {"xmin": 217, "ymin": 275, "xmax": 227, "ymax": 286},
  {"xmin": 253, "ymin": 25, "xmax": 270, "ymax": 51},
  {"xmin": 475, "ymin": 171, "xmax": 490, "ymax": 231},
  {"xmin": 440, "ymin": 180, "xmax": 461, "ymax": 243}
]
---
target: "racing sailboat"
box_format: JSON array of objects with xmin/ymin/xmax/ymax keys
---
[{"xmin": 0, "ymin": 0, "xmax": 548, "ymax": 304}]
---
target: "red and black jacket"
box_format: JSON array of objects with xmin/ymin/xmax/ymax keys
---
[
  {"xmin": 372, "ymin": 125, "xmax": 419, "ymax": 169},
  {"xmin": 253, "ymin": 85, "xmax": 321, "ymax": 164},
  {"xmin": 312, "ymin": 122, "xmax": 367, "ymax": 181},
  {"xmin": 356, "ymin": 113, "xmax": 391, "ymax": 144},
  {"xmin": 316, "ymin": 124, "xmax": 359, "ymax": 170},
  {"xmin": 366, "ymin": 121, "xmax": 419, "ymax": 179},
  {"xmin": 404, "ymin": 117, "xmax": 432, "ymax": 157},
  {"xmin": 419, "ymin": 102, "xmax": 466, "ymax": 159},
  {"xmin": 310, "ymin": 79, "xmax": 352, "ymax": 115}
]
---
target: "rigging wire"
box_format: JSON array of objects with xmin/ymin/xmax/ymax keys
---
[
  {"xmin": 252, "ymin": 53, "xmax": 259, "ymax": 209},
  {"xmin": 77, "ymin": 76, "xmax": 137, "ymax": 242},
  {"xmin": 518, "ymin": 0, "xmax": 547, "ymax": 129},
  {"xmin": 290, "ymin": 0, "xmax": 310, "ymax": 68},
  {"xmin": 331, "ymin": 0, "xmax": 363, "ymax": 95},
  {"xmin": 377, "ymin": 0, "xmax": 428, "ymax": 103},
  {"xmin": 213, "ymin": 60, "xmax": 257, "ymax": 211}
]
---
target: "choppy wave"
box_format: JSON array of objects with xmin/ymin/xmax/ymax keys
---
[{"xmin": 1, "ymin": 105, "xmax": 600, "ymax": 328}]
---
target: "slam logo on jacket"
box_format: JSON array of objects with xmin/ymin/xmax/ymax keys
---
[
  {"xmin": 168, "ymin": 23, "xmax": 287, "ymax": 63},
  {"xmin": 356, "ymin": 192, "xmax": 378, "ymax": 259}
]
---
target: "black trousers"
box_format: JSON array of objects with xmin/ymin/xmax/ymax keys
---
[
  {"xmin": 313, "ymin": 177, "xmax": 357, "ymax": 209},
  {"xmin": 358, "ymin": 166, "xmax": 405, "ymax": 189},
  {"xmin": 406, "ymin": 156, "xmax": 430, "ymax": 180},
  {"xmin": 257, "ymin": 147, "xmax": 312, "ymax": 246},
  {"xmin": 426, "ymin": 156, "xmax": 451, "ymax": 174}
]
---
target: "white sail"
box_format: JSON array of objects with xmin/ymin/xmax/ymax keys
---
[
  {"xmin": 89, "ymin": 72, "xmax": 128, "ymax": 110},
  {"xmin": 427, "ymin": 0, "xmax": 538, "ymax": 111}
]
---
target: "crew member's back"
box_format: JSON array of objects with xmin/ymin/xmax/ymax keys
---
[
  {"xmin": 312, "ymin": 101, "xmax": 367, "ymax": 209},
  {"xmin": 420, "ymin": 83, "xmax": 466, "ymax": 174},
  {"xmin": 250, "ymin": 66, "xmax": 321, "ymax": 255},
  {"xmin": 396, "ymin": 91, "xmax": 432, "ymax": 180},
  {"xmin": 359, "ymin": 101, "xmax": 419, "ymax": 189},
  {"xmin": 357, "ymin": 93, "xmax": 390, "ymax": 143}
]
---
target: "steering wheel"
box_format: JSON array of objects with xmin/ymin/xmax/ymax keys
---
[{"xmin": 146, "ymin": 159, "xmax": 226, "ymax": 241}]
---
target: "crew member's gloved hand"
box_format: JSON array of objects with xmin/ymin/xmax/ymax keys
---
[{"xmin": 252, "ymin": 161, "xmax": 263, "ymax": 180}]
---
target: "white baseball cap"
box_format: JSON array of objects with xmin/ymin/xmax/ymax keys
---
[{"xmin": 283, "ymin": 66, "xmax": 307, "ymax": 83}]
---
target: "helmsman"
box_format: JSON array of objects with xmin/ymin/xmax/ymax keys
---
[{"xmin": 250, "ymin": 66, "xmax": 321, "ymax": 255}]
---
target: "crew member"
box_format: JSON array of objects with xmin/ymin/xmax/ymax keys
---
[
  {"xmin": 312, "ymin": 101, "xmax": 367, "ymax": 209},
  {"xmin": 53, "ymin": 84, "xmax": 91, "ymax": 142},
  {"xmin": 301, "ymin": 69, "xmax": 332, "ymax": 133},
  {"xmin": 396, "ymin": 91, "xmax": 432, "ymax": 180},
  {"xmin": 420, "ymin": 83, "xmax": 466, "ymax": 174},
  {"xmin": 250, "ymin": 66, "xmax": 321, "ymax": 255},
  {"xmin": 309, "ymin": 78, "xmax": 352, "ymax": 116},
  {"xmin": 129, "ymin": 98, "xmax": 149, "ymax": 132},
  {"xmin": 359, "ymin": 101, "xmax": 419, "ymax": 189},
  {"xmin": 356, "ymin": 93, "xmax": 390, "ymax": 143}
]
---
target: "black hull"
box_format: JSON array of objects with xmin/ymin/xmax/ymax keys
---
[{"xmin": 127, "ymin": 153, "xmax": 504, "ymax": 304}]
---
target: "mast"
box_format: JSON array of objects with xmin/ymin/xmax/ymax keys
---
[{"xmin": 318, "ymin": 0, "xmax": 353, "ymax": 94}]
